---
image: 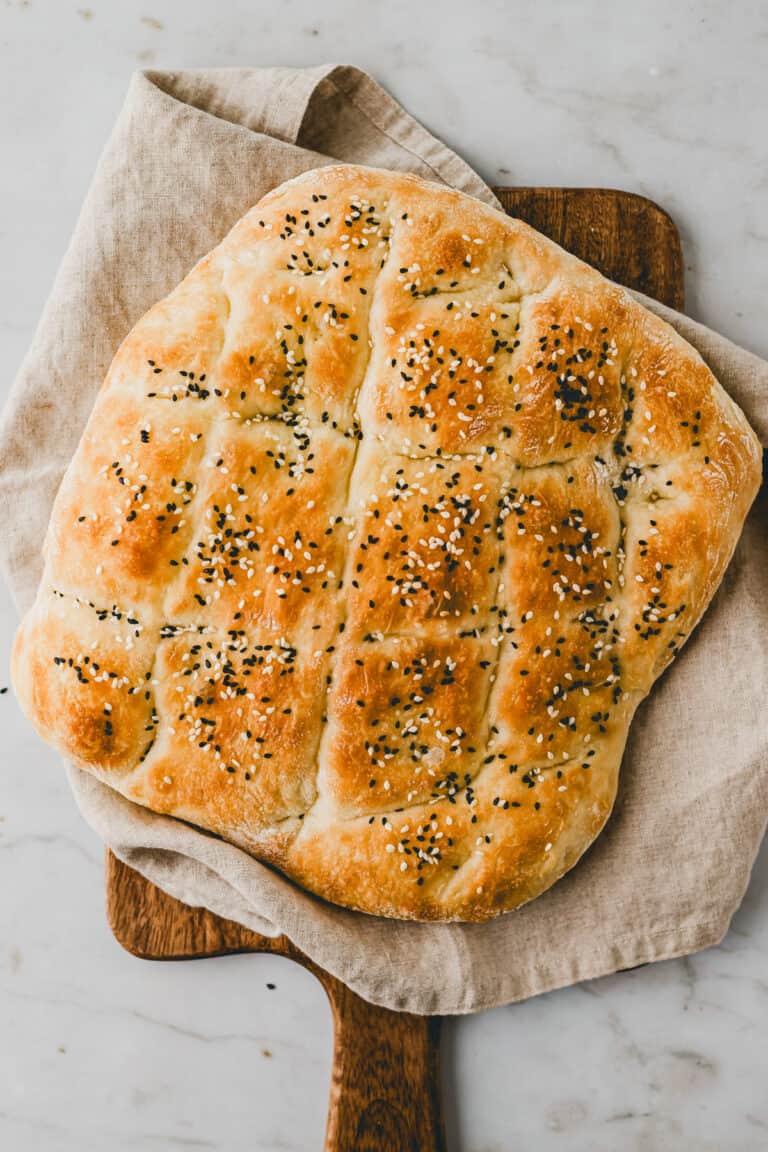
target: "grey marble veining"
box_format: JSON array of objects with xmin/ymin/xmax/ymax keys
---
[{"xmin": 1, "ymin": 1, "xmax": 766, "ymax": 1149}]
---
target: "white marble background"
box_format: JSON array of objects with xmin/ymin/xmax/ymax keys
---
[{"xmin": 1, "ymin": 1, "xmax": 766, "ymax": 1149}]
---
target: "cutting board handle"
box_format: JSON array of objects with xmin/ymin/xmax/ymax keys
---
[{"xmin": 319, "ymin": 973, "xmax": 445, "ymax": 1152}]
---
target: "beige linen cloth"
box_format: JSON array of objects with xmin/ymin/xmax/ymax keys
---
[{"xmin": 1, "ymin": 66, "xmax": 766, "ymax": 1015}]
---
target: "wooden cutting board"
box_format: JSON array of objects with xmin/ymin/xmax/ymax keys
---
[{"xmin": 106, "ymin": 186, "xmax": 684, "ymax": 1152}]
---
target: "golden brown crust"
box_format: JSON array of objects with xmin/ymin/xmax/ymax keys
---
[{"xmin": 12, "ymin": 166, "xmax": 762, "ymax": 921}]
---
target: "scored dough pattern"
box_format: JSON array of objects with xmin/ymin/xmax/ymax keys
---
[{"xmin": 13, "ymin": 168, "xmax": 761, "ymax": 920}]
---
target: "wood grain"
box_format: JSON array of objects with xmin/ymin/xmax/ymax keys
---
[
  {"xmin": 106, "ymin": 186, "xmax": 684, "ymax": 1152},
  {"xmin": 497, "ymin": 187, "xmax": 684, "ymax": 310},
  {"xmin": 106, "ymin": 851, "xmax": 446, "ymax": 1151}
]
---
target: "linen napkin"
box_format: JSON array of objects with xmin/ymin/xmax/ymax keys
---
[{"xmin": 1, "ymin": 65, "xmax": 765, "ymax": 1014}]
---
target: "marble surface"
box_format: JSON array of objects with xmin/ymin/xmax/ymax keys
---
[{"xmin": 1, "ymin": 1, "xmax": 766, "ymax": 1148}]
